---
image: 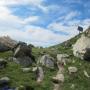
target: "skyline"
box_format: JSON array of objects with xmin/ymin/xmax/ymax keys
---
[{"xmin": 0, "ymin": 0, "xmax": 90, "ymax": 47}]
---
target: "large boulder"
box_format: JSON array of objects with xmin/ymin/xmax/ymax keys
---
[
  {"xmin": 13, "ymin": 42, "xmax": 35, "ymax": 67},
  {"xmin": 73, "ymin": 29, "xmax": 90, "ymax": 60},
  {"xmin": 38, "ymin": 54, "xmax": 55, "ymax": 68}
]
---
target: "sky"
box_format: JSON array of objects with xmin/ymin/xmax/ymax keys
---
[{"xmin": 0, "ymin": 0, "xmax": 90, "ymax": 47}]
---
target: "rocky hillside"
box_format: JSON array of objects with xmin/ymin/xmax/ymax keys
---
[{"xmin": 0, "ymin": 27, "xmax": 90, "ymax": 90}]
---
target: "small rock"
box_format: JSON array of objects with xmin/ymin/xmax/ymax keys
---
[
  {"xmin": 21, "ymin": 68, "xmax": 31, "ymax": 73},
  {"xmin": 32, "ymin": 67, "xmax": 38, "ymax": 72},
  {"xmin": 84, "ymin": 70, "xmax": 90, "ymax": 78},
  {"xmin": 52, "ymin": 74, "xmax": 64, "ymax": 83},
  {"xmin": 70, "ymin": 84, "xmax": 75, "ymax": 89},
  {"xmin": 0, "ymin": 77, "xmax": 10, "ymax": 85},
  {"xmin": 68, "ymin": 67, "xmax": 78, "ymax": 74}
]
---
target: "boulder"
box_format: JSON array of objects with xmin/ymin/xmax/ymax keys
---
[
  {"xmin": 14, "ymin": 42, "xmax": 32, "ymax": 58},
  {"xmin": 57, "ymin": 54, "xmax": 69, "ymax": 67},
  {"xmin": 0, "ymin": 59, "xmax": 7, "ymax": 69},
  {"xmin": 0, "ymin": 43, "xmax": 10, "ymax": 52},
  {"xmin": 0, "ymin": 77, "xmax": 10, "ymax": 85},
  {"xmin": 16, "ymin": 56, "xmax": 33, "ymax": 67},
  {"xmin": 13, "ymin": 42, "xmax": 35, "ymax": 67},
  {"xmin": 39, "ymin": 55, "xmax": 55, "ymax": 68},
  {"xmin": 68, "ymin": 67, "xmax": 78, "ymax": 74},
  {"xmin": 73, "ymin": 30, "xmax": 90, "ymax": 60}
]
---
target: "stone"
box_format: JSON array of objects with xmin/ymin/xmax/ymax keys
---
[
  {"xmin": 52, "ymin": 74, "xmax": 64, "ymax": 83},
  {"xmin": 21, "ymin": 68, "xmax": 31, "ymax": 73},
  {"xmin": 57, "ymin": 54, "xmax": 69, "ymax": 68},
  {"xmin": 0, "ymin": 59, "xmax": 7, "ymax": 69},
  {"xmin": 16, "ymin": 56, "xmax": 33, "ymax": 67},
  {"xmin": 84, "ymin": 70, "xmax": 90, "ymax": 78},
  {"xmin": 0, "ymin": 77, "xmax": 10, "ymax": 85},
  {"xmin": 73, "ymin": 29, "xmax": 90, "ymax": 60},
  {"xmin": 39, "ymin": 54, "xmax": 55, "ymax": 68},
  {"xmin": 13, "ymin": 42, "xmax": 35, "ymax": 67},
  {"xmin": 68, "ymin": 67, "xmax": 78, "ymax": 74},
  {"xmin": 32, "ymin": 67, "xmax": 38, "ymax": 72},
  {"xmin": 36, "ymin": 67, "xmax": 44, "ymax": 83}
]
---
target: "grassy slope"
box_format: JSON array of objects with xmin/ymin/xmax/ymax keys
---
[{"xmin": 0, "ymin": 32, "xmax": 90, "ymax": 90}]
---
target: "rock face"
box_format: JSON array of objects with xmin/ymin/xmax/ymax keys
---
[
  {"xmin": 39, "ymin": 54, "xmax": 55, "ymax": 68},
  {"xmin": 0, "ymin": 59, "xmax": 7, "ymax": 69},
  {"xmin": 73, "ymin": 29, "xmax": 90, "ymax": 60},
  {"xmin": 0, "ymin": 36, "xmax": 17, "ymax": 52},
  {"xmin": 13, "ymin": 42, "xmax": 35, "ymax": 67}
]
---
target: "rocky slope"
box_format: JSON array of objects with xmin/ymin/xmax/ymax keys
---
[{"xmin": 0, "ymin": 27, "xmax": 90, "ymax": 90}]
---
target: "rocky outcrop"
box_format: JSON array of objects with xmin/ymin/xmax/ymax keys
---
[
  {"xmin": 38, "ymin": 54, "xmax": 55, "ymax": 68},
  {"xmin": 73, "ymin": 29, "xmax": 90, "ymax": 60},
  {"xmin": 0, "ymin": 36, "xmax": 17, "ymax": 51}
]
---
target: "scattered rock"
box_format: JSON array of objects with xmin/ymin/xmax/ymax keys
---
[
  {"xmin": 39, "ymin": 54, "xmax": 55, "ymax": 68},
  {"xmin": 0, "ymin": 59, "xmax": 7, "ymax": 69},
  {"xmin": 68, "ymin": 67, "xmax": 78, "ymax": 74},
  {"xmin": 21, "ymin": 68, "xmax": 31, "ymax": 73}
]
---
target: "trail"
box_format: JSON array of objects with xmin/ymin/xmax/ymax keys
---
[{"xmin": 53, "ymin": 62, "xmax": 65, "ymax": 90}]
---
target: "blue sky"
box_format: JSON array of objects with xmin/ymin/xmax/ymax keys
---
[{"xmin": 0, "ymin": 0, "xmax": 90, "ymax": 47}]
